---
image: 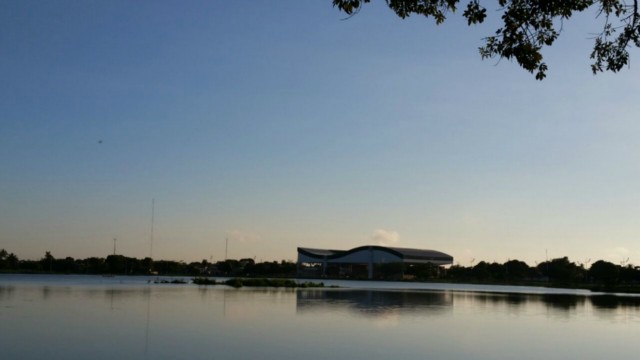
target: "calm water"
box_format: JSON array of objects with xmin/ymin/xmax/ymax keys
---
[{"xmin": 1, "ymin": 275, "xmax": 640, "ymax": 359}]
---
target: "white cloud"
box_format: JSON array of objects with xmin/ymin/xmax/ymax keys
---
[
  {"xmin": 371, "ymin": 229, "xmax": 400, "ymax": 246},
  {"xmin": 226, "ymin": 230, "xmax": 260, "ymax": 243}
]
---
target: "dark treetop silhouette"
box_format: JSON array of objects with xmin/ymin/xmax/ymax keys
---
[
  {"xmin": 332, "ymin": 0, "xmax": 640, "ymax": 79},
  {"xmin": 3, "ymin": 248, "xmax": 640, "ymax": 293}
]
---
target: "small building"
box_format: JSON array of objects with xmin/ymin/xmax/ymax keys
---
[{"xmin": 297, "ymin": 245, "xmax": 453, "ymax": 280}]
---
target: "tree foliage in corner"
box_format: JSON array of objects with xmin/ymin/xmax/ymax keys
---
[{"xmin": 332, "ymin": 0, "xmax": 640, "ymax": 79}]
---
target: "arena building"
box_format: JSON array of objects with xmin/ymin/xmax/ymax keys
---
[{"xmin": 297, "ymin": 245, "xmax": 453, "ymax": 280}]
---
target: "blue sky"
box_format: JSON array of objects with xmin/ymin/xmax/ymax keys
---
[{"xmin": 2, "ymin": 1, "xmax": 639, "ymax": 265}]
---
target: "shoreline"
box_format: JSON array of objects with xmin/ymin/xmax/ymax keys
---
[{"xmin": 3, "ymin": 272, "xmax": 640, "ymax": 296}]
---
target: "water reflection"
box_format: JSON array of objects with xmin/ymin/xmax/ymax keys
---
[
  {"xmin": 297, "ymin": 289, "xmax": 452, "ymax": 316},
  {"xmin": 590, "ymin": 294, "xmax": 640, "ymax": 309},
  {"xmin": 0, "ymin": 286, "xmax": 16, "ymax": 312},
  {"xmin": 0, "ymin": 285, "xmax": 15, "ymax": 300},
  {"xmin": 296, "ymin": 288, "xmax": 640, "ymax": 316},
  {"xmin": 460, "ymin": 291, "xmax": 640, "ymax": 310},
  {"xmin": 3, "ymin": 276, "xmax": 640, "ymax": 360},
  {"xmin": 461, "ymin": 292, "xmax": 589, "ymax": 310},
  {"xmin": 144, "ymin": 288, "xmax": 151, "ymax": 354}
]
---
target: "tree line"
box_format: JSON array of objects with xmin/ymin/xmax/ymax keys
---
[
  {"xmin": 442, "ymin": 257, "xmax": 639, "ymax": 290},
  {"xmin": 0, "ymin": 249, "xmax": 296, "ymax": 277},
  {"xmin": 2, "ymin": 248, "xmax": 639, "ymax": 290},
  {"xmin": 373, "ymin": 256, "xmax": 638, "ymax": 290}
]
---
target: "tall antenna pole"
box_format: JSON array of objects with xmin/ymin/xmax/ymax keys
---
[
  {"xmin": 150, "ymin": 198, "xmax": 155, "ymax": 260},
  {"xmin": 113, "ymin": 238, "xmax": 117, "ymax": 256},
  {"xmin": 225, "ymin": 237, "xmax": 228, "ymax": 261}
]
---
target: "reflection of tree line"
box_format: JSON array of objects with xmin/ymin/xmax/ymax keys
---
[
  {"xmin": 296, "ymin": 290, "xmax": 640, "ymax": 315},
  {"xmin": 465, "ymin": 292, "xmax": 640, "ymax": 310},
  {"xmin": 9, "ymin": 282, "xmax": 636, "ymax": 311},
  {"xmin": 0, "ymin": 285, "xmax": 15, "ymax": 302},
  {"xmin": 456, "ymin": 292, "xmax": 588, "ymax": 310},
  {"xmin": 15, "ymin": 286, "xmax": 156, "ymax": 301}
]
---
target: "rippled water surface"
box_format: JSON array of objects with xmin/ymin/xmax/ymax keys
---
[{"xmin": 1, "ymin": 274, "xmax": 639, "ymax": 359}]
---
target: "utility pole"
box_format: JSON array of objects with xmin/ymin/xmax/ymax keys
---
[
  {"xmin": 113, "ymin": 238, "xmax": 117, "ymax": 256},
  {"xmin": 225, "ymin": 237, "xmax": 228, "ymax": 261}
]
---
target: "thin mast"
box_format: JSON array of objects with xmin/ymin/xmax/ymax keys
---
[{"xmin": 150, "ymin": 198, "xmax": 155, "ymax": 260}]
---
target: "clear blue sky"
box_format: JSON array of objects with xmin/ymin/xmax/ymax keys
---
[{"xmin": 2, "ymin": 1, "xmax": 639, "ymax": 265}]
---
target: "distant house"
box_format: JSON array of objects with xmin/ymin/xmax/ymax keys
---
[{"xmin": 297, "ymin": 245, "xmax": 453, "ymax": 280}]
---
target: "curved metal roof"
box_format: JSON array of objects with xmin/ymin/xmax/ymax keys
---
[{"xmin": 298, "ymin": 245, "xmax": 453, "ymax": 262}]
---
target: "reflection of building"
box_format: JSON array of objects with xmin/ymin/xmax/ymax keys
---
[
  {"xmin": 297, "ymin": 245, "xmax": 453, "ymax": 279},
  {"xmin": 296, "ymin": 289, "xmax": 453, "ymax": 316}
]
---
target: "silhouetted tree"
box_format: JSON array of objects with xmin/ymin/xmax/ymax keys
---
[
  {"xmin": 142, "ymin": 257, "xmax": 154, "ymax": 273},
  {"xmin": 6, "ymin": 253, "xmax": 19, "ymax": 270},
  {"xmin": 0, "ymin": 249, "xmax": 7, "ymax": 269},
  {"xmin": 589, "ymin": 260, "xmax": 620, "ymax": 286},
  {"xmin": 504, "ymin": 259, "xmax": 530, "ymax": 281},
  {"xmin": 539, "ymin": 257, "xmax": 581, "ymax": 283},
  {"xmin": 56, "ymin": 257, "xmax": 76, "ymax": 273},
  {"xmin": 472, "ymin": 261, "xmax": 491, "ymax": 280},
  {"xmin": 41, "ymin": 251, "xmax": 55, "ymax": 272},
  {"xmin": 332, "ymin": 0, "xmax": 640, "ymax": 79},
  {"xmin": 446, "ymin": 264, "xmax": 471, "ymax": 280},
  {"xmin": 487, "ymin": 262, "xmax": 506, "ymax": 281},
  {"xmin": 619, "ymin": 265, "xmax": 640, "ymax": 284},
  {"xmin": 82, "ymin": 257, "xmax": 106, "ymax": 274}
]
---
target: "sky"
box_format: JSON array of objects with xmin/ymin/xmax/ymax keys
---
[{"xmin": 1, "ymin": 1, "xmax": 639, "ymax": 265}]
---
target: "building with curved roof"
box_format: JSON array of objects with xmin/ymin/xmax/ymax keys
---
[{"xmin": 297, "ymin": 245, "xmax": 453, "ymax": 279}]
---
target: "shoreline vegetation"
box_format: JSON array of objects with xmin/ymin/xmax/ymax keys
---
[
  {"xmin": 191, "ymin": 277, "xmax": 326, "ymax": 288},
  {"xmin": 2, "ymin": 248, "xmax": 640, "ymax": 293},
  {"xmin": 153, "ymin": 277, "xmax": 326, "ymax": 288}
]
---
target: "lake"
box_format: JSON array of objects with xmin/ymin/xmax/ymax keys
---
[{"xmin": 1, "ymin": 274, "xmax": 639, "ymax": 359}]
